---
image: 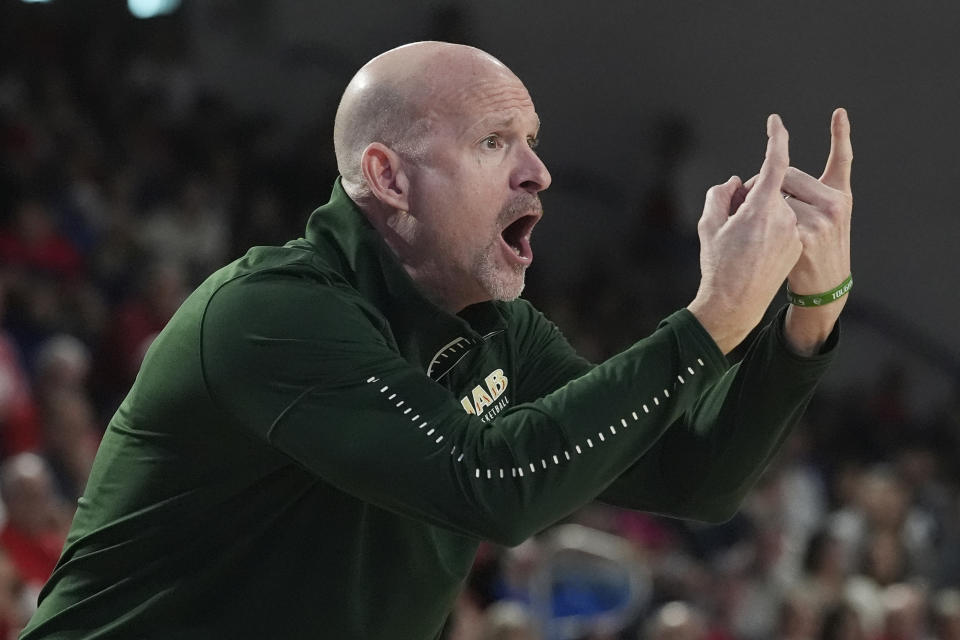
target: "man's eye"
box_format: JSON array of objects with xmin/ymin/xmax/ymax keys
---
[
  {"xmin": 527, "ymin": 137, "xmax": 539, "ymax": 150},
  {"xmin": 482, "ymin": 135, "xmax": 502, "ymax": 150}
]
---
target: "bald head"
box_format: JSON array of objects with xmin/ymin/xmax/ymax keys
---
[{"xmin": 333, "ymin": 41, "xmax": 518, "ymax": 199}]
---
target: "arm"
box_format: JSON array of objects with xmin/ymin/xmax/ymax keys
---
[
  {"xmin": 200, "ymin": 274, "xmax": 728, "ymax": 547},
  {"xmin": 600, "ymin": 109, "xmax": 853, "ymax": 519},
  {"xmin": 597, "ymin": 307, "xmax": 837, "ymax": 521}
]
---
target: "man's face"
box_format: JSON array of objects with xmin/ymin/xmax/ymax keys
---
[{"xmin": 404, "ymin": 68, "xmax": 551, "ymax": 310}]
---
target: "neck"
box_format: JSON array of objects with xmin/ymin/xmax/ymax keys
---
[{"xmin": 359, "ymin": 204, "xmax": 478, "ymax": 314}]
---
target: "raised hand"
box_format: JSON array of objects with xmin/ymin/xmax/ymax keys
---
[
  {"xmin": 687, "ymin": 115, "xmax": 802, "ymax": 354},
  {"xmin": 780, "ymin": 108, "xmax": 853, "ymax": 355}
]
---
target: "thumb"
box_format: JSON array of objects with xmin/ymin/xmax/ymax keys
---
[{"xmin": 699, "ymin": 175, "xmax": 741, "ymax": 236}]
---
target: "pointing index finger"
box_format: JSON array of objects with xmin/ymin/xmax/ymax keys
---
[
  {"xmin": 820, "ymin": 107, "xmax": 853, "ymax": 193},
  {"xmin": 747, "ymin": 114, "xmax": 790, "ymax": 203}
]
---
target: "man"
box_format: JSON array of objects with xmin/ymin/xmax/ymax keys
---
[{"xmin": 21, "ymin": 42, "xmax": 852, "ymax": 639}]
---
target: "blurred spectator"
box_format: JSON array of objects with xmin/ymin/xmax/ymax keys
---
[
  {"xmin": 0, "ymin": 453, "xmax": 69, "ymax": 601},
  {"xmin": 95, "ymin": 259, "xmax": 187, "ymax": 407},
  {"xmin": 876, "ymin": 583, "xmax": 930, "ymax": 640},
  {"xmin": 800, "ymin": 528, "xmax": 849, "ymax": 610},
  {"xmin": 137, "ymin": 176, "xmax": 229, "ymax": 282},
  {"xmin": 779, "ymin": 589, "xmax": 822, "ymax": 640},
  {"xmin": 0, "ymin": 198, "xmax": 83, "ymax": 280},
  {"xmin": 0, "ymin": 549, "xmax": 27, "ymax": 640},
  {"xmin": 38, "ymin": 390, "xmax": 98, "ymax": 502},
  {"xmin": 819, "ymin": 602, "xmax": 865, "ymax": 640},
  {"xmin": 0, "ymin": 286, "xmax": 42, "ymax": 457},
  {"xmin": 642, "ymin": 601, "xmax": 708, "ymax": 640},
  {"xmin": 33, "ymin": 334, "xmax": 90, "ymax": 399},
  {"xmin": 933, "ymin": 589, "xmax": 960, "ymax": 640},
  {"xmin": 480, "ymin": 601, "xmax": 539, "ymax": 640}
]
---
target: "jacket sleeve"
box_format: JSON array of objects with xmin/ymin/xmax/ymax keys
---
[
  {"xmin": 595, "ymin": 308, "xmax": 836, "ymax": 522},
  {"xmin": 200, "ymin": 273, "xmax": 729, "ymax": 546},
  {"xmin": 511, "ymin": 301, "xmax": 838, "ymax": 523}
]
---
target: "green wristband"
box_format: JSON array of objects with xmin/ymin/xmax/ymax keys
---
[{"xmin": 786, "ymin": 274, "xmax": 852, "ymax": 307}]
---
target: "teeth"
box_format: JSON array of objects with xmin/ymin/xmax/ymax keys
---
[{"xmin": 512, "ymin": 245, "xmax": 521, "ymax": 255}]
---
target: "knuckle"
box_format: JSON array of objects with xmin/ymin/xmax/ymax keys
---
[{"xmin": 824, "ymin": 197, "xmax": 850, "ymax": 219}]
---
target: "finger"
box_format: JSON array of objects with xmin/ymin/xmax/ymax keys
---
[
  {"xmin": 699, "ymin": 175, "xmax": 741, "ymax": 235},
  {"xmin": 783, "ymin": 196, "xmax": 818, "ymax": 230},
  {"xmin": 781, "ymin": 166, "xmax": 840, "ymax": 208},
  {"xmin": 743, "ymin": 174, "xmax": 760, "ymax": 191},
  {"xmin": 747, "ymin": 114, "xmax": 790, "ymax": 203},
  {"xmin": 729, "ymin": 180, "xmax": 749, "ymax": 216},
  {"xmin": 819, "ymin": 107, "xmax": 853, "ymax": 193}
]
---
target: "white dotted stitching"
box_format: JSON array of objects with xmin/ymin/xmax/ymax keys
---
[{"xmin": 369, "ymin": 356, "xmax": 704, "ymax": 481}]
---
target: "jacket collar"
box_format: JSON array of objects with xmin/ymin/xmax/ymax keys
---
[{"xmin": 302, "ymin": 179, "xmax": 506, "ymax": 376}]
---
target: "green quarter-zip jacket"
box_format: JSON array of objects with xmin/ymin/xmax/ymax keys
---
[{"xmin": 22, "ymin": 179, "xmax": 838, "ymax": 640}]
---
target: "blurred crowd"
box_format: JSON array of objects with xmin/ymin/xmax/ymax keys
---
[{"xmin": 2, "ymin": 5, "xmax": 960, "ymax": 640}]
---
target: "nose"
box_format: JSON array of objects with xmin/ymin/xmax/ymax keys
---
[{"xmin": 513, "ymin": 145, "xmax": 552, "ymax": 194}]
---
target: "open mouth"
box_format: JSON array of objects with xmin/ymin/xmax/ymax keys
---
[{"xmin": 499, "ymin": 213, "xmax": 539, "ymax": 265}]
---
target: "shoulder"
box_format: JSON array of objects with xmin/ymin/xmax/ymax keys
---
[{"xmin": 200, "ymin": 245, "xmax": 385, "ymax": 343}]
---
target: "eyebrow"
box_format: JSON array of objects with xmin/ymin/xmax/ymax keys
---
[{"xmin": 475, "ymin": 114, "xmax": 540, "ymax": 131}]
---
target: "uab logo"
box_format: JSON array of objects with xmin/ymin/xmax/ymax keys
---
[{"xmin": 460, "ymin": 368, "xmax": 508, "ymax": 416}]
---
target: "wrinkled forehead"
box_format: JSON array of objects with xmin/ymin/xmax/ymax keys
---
[{"xmin": 420, "ymin": 62, "xmax": 539, "ymax": 137}]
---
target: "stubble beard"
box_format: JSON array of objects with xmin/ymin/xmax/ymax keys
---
[
  {"xmin": 473, "ymin": 242, "xmax": 526, "ymax": 301},
  {"xmin": 471, "ymin": 194, "xmax": 540, "ymax": 302}
]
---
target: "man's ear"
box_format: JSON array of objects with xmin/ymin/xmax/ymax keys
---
[{"xmin": 360, "ymin": 142, "xmax": 410, "ymax": 211}]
